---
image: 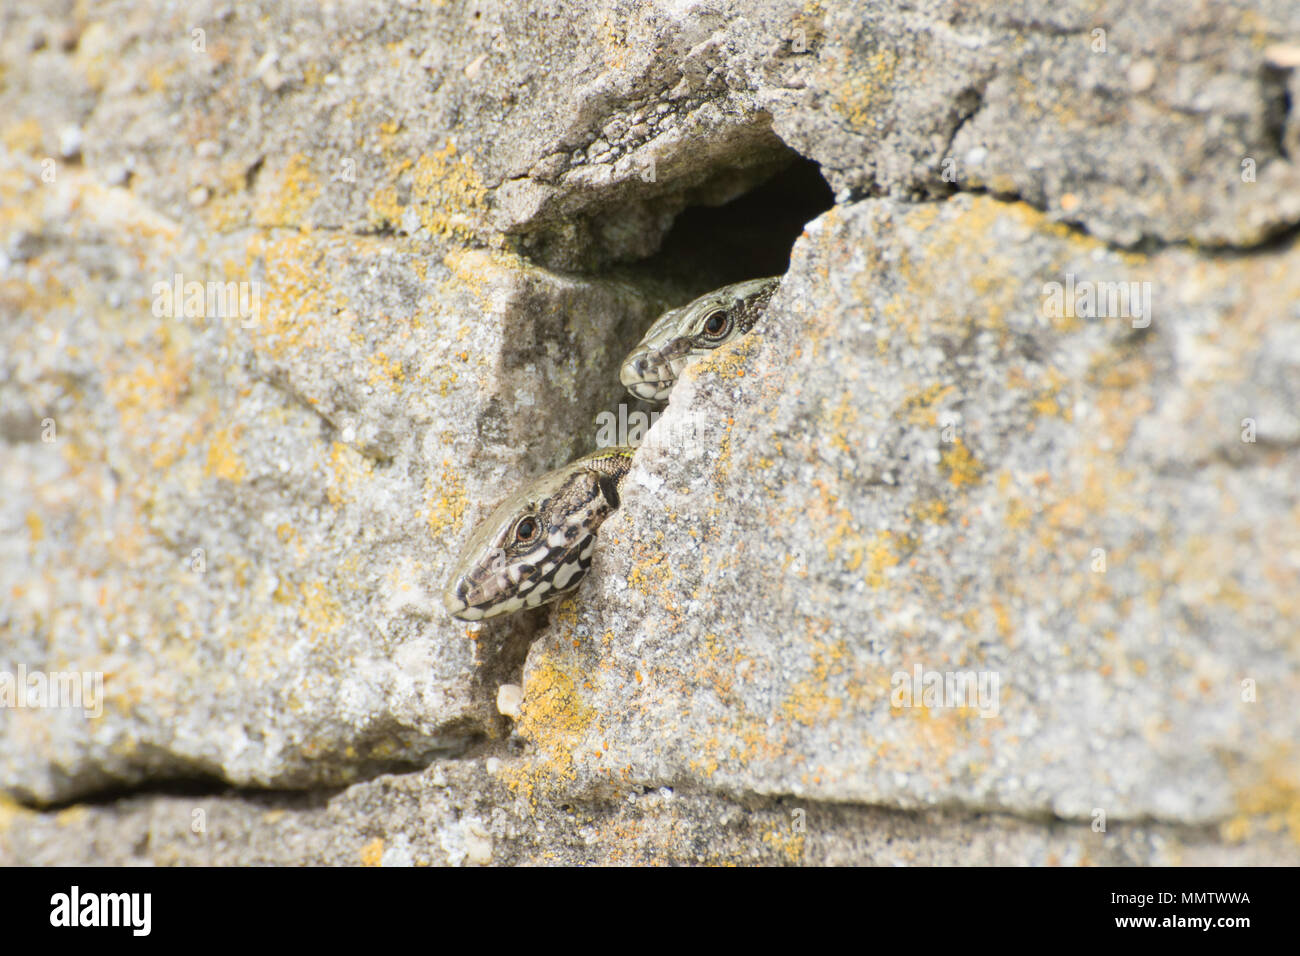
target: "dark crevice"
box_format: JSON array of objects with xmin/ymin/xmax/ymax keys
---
[
  {"xmin": 931, "ymin": 175, "xmax": 1300, "ymax": 259},
  {"xmin": 938, "ymin": 83, "xmax": 988, "ymax": 192},
  {"xmin": 531, "ymin": 768, "xmax": 1237, "ymax": 835},
  {"xmin": 243, "ymin": 154, "xmax": 265, "ymax": 190},
  {"xmin": 454, "ymin": 762, "xmax": 1234, "ymax": 837},
  {"xmin": 30, "ymin": 777, "xmax": 348, "ymax": 813},
  {"xmin": 1096, "ymin": 206, "xmax": 1300, "ymax": 258},
  {"xmin": 254, "ymin": 366, "xmax": 395, "ymax": 465},
  {"xmin": 615, "ymin": 150, "xmax": 835, "ymax": 298},
  {"xmin": 35, "ymin": 744, "xmax": 1206, "ymax": 837},
  {"xmin": 19, "ymin": 740, "xmax": 1240, "ymax": 839},
  {"xmin": 1262, "ymin": 63, "xmax": 1294, "ymax": 161},
  {"xmin": 16, "ymin": 731, "xmax": 486, "ymax": 811},
  {"xmin": 465, "ymin": 602, "xmax": 552, "ymax": 729},
  {"xmin": 354, "ymin": 222, "xmax": 401, "ymax": 238}
]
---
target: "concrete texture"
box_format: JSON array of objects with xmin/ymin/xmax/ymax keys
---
[{"xmin": 1, "ymin": 0, "xmax": 1297, "ymax": 864}]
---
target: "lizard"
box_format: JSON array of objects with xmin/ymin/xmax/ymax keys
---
[
  {"xmin": 443, "ymin": 447, "xmax": 634, "ymax": 620},
  {"xmin": 619, "ymin": 276, "xmax": 780, "ymax": 402},
  {"xmin": 445, "ymin": 275, "xmax": 780, "ymax": 621}
]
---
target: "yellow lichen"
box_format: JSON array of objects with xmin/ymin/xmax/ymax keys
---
[
  {"xmin": 367, "ymin": 140, "xmax": 489, "ymax": 242},
  {"xmin": 204, "ymin": 426, "xmax": 247, "ymax": 483},
  {"xmin": 297, "ymin": 580, "xmax": 344, "ymax": 636},
  {"xmin": 515, "ymin": 659, "xmax": 598, "ymax": 785},
  {"xmin": 360, "ymin": 838, "xmax": 384, "ymax": 866},
  {"xmin": 425, "ymin": 459, "xmax": 468, "ymax": 539},
  {"xmin": 912, "ymin": 496, "xmax": 949, "ymax": 523},
  {"xmin": 939, "ymin": 438, "xmax": 983, "ymax": 488},
  {"xmin": 253, "ymin": 153, "xmax": 321, "ymax": 228}
]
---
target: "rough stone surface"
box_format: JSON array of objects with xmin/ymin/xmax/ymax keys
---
[
  {"xmin": 2, "ymin": 758, "xmax": 1294, "ymax": 866},
  {"xmin": 2, "ymin": 0, "xmax": 1298, "ymax": 863},
  {"xmin": 534, "ymin": 194, "xmax": 1300, "ymax": 827}
]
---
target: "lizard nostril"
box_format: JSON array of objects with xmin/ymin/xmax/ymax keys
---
[{"xmin": 622, "ymin": 356, "xmax": 647, "ymax": 381}]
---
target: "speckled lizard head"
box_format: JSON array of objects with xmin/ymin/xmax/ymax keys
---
[
  {"xmin": 619, "ymin": 276, "xmax": 780, "ymax": 402},
  {"xmin": 443, "ymin": 447, "xmax": 635, "ymax": 621}
]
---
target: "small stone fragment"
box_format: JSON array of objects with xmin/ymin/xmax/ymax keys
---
[{"xmin": 496, "ymin": 683, "xmax": 523, "ymax": 719}]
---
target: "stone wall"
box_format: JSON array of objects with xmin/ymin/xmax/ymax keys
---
[{"xmin": 1, "ymin": 0, "xmax": 1297, "ymax": 864}]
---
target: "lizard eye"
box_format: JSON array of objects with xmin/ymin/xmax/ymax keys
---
[
  {"xmin": 701, "ymin": 310, "xmax": 732, "ymax": 340},
  {"xmin": 513, "ymin": 516, "xmax": 539, "ymax": 543}
]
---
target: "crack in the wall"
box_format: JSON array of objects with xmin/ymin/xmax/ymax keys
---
[
  {"xmin": 589, "ymin": 779, "xmax": 1236, "ymax": 836},
  {"xmin": 1263, "ymin": 61, "xmax": 1295, "ymax": 162},
  {"xmin": 20, "ymin": 752, "xmax": 1235, "ymax": 847},
  {"xmin": 930, "ymin": 181, "xmax": 1300, "ymax": 258},
  {"xmin": 938, "ymin": 83, "xmax": 987, "ymax": 182},
  {"xmin": 13, "ymin": 729, "xmax": 487, "ymax": 811},
  {"xmin": 254, "ymin": 367, "xmax": 395, "ymax": 465}
]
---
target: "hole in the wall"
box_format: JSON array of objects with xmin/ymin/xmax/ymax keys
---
[
  {"xmin": 469, "ymin": 151, "xmax": 836, "ymax": 677},
  {"xmin": 629, "ymin": 153, "xmax": 836, "ymax": 296},
  {"xmin": 595, "ymin": 149, "xmax": 834, "ymax": 425}
]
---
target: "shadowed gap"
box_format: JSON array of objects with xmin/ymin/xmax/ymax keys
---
[{"xmin": 635, "ymin": 153, "xmax": 836, "ymax": 295}]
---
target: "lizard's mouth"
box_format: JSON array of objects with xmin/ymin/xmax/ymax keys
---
[
  {"xmin": 441, "ymin": 584, "xmax": 477, "ymax": 619},
  {"xmin": 443, "ymin": 580, "xmax": 515, "ymax": 621},
  {"xmin": 626, "ymin": 379, "xmax": 673, "ymax": 402},
  {"xmin": 619, "ymin": 354, "xmax": 674, "ymax": 402},
  {"xmin": 443, "ymin": 568, "xmax": 512, "ymax": 621},
  {"xmin": 445, "ymin": 553, "xmax": 551, "ymax": 621}
]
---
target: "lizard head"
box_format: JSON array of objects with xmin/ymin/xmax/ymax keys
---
[
  {"xmin": 443, "ymin": 448, "xmax": 633, "ymax": 621},
  {"xmin": 619, "ymin": 276, "xmax": 780, "ymax": 403}
]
